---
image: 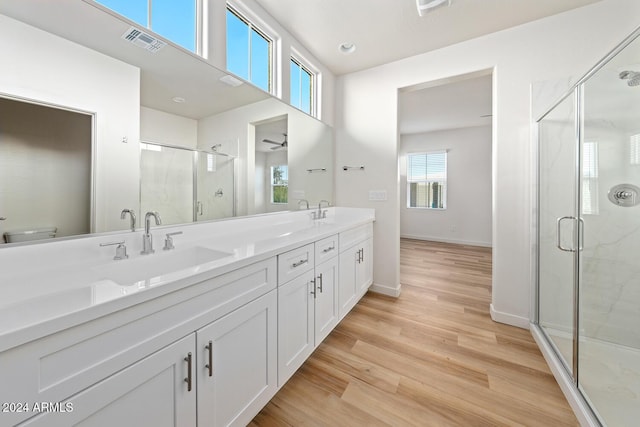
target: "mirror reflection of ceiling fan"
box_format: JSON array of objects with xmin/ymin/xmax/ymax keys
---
[{"xmin": 263, "ymin": 133, "xmax": 288, "ymax": 150}]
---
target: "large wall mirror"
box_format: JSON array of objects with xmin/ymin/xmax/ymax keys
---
[{"xmin": 0, "ymin": 0, "xmax": 334, "ymax": 243}]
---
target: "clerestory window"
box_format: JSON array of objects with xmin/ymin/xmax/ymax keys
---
[
  {"xmin": 290, "ymin": 57, "xmax": 315, "ymax": 116},
  {"xmin": 96, "ymin": 0, "xmax": 197, "ymax": 52},
  {"xmin": 226, "ymin": 5, "xmax": 273, "ymax": 93}
]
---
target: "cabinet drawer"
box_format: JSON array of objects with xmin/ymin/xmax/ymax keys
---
[
  {"xmin": 278, "ymin": 243, "xmax": 314, "ymax": 284},
  {"xmin": 339, "ymin": 223, "xmax": 373, "ymax": 251},
  {"xmin": 315, "ymin": 234, "xmax": 339, "ymax": 264}
]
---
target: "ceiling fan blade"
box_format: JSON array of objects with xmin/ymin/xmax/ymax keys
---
[
  {"xmin": 271, "ymin": 145, "xmax": 283, "ymax": 150},
  {"xmin": 262, "ymin": 139, "xmax": 281, "ymax": 145}
]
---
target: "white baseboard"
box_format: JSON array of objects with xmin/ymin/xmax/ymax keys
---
[
  {"xmin": 489, "ymin": 303, "xmax": 530, "ymax": 329},
  {"xmin": 369, "ymin": 282, "xmax": 401, "ymax": 297},
  {"xmin": 400, "ymin": 234, "xmax": 492, "ymax": 248},
  {"xmin": 531, "ymin": 325, "xmax": 600, "ymax": 427}
]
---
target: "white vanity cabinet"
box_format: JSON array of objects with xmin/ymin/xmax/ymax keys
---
[
  {"xmin": 0, "ymin": 209, "xmax": 375, "ymax": 427},
  {"xmin": 18, "ymin": 290, "xmax": 278, "ymax": 427},
  {"xmin": 2, "ymin": 257, "xmax": 277, "ymax": 427},
  {"xmin": 338, "ymin": 223, "xmax": 374, "ymax": 320},
  {"xmin": 313, "ymin": 235, "xmax": 340, "ymax": 345},
  {"xmin": 196, "ymin": 289, "xmax": 277, "ymax": 427},
  {"xmin": 277, "ymin": 235, "xmax": 340, "ymax": 386},
  {"xmin": 18, "ymin": 334, "xmax": 197, "ymax": 427}
]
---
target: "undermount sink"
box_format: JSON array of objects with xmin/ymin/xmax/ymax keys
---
[{"xmin": 93, "ymin": 246, "xmax": 233, "ymax": 286}]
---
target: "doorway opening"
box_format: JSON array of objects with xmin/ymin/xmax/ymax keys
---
[
  {"xmin": 397, "ymin": 68, "xmax": 494, "ymax": 295},
  {"xmin": 0, "ymin": 95, "xmax": 93, "ymax": 242}
]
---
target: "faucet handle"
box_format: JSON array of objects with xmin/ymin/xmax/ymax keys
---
[
  {"xmin": 100, "ymin": 241, "xmax": 129, "ymax": 260},
  {"xmin": 163, "ymin": 231, "xmax": 183, "ymax": 251}
]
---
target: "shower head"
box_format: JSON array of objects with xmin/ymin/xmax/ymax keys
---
[
  {"xmin": 629, "ymin": 76, "xmax": 640, "ymax": 87},
  {"xmin": 619, "ymin": 70, "xmax": 640, "ymax": 86}
]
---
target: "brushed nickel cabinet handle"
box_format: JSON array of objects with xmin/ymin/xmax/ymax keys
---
[
  {"xmin": 184, "ymin": 352, "xmax": 193, "ymax": 391},
  {"xmin": 205, "ymin": 341, "xmax": 213, "ymax": 377},
  {"xmin": 292, "ymin": 259, "xmax": 308, "ymax": 268},
  {"xmin": 318, "ymin": 273, "xmax": 323, "ymax": 293},
  {"xmin": 322, "ymin": 246, "xmax": 335, "ymax": 253},
  {"xmin": 310, "ymin": 279, "xmax": 316, "ymax": 298}
]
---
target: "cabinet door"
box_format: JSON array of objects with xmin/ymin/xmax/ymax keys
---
[
  {"xmin": 277, "ymin": 270, "xmax": 315, "ymax": 386},
  {"xmin": 18, "ymin": 335, "xmax": 196, "ymax": 427},
  {"xmin": 338, "ymin": 247, "xmax": 358, "ymax": 320},
  {"xmin": 356, "ymin": 238, "xmax": 374, "ymax": 296},
  {"xmin": 196, "ymin": 290, "xmax": 277, "ymax": 427},
  {"xmin": 314, "ymin": 256, "xmax": 339, "ymax": 345}
]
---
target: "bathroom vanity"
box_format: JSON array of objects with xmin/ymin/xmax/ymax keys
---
[{"xmin": 0, "ymin": 207, "xmax": 374, "ymax": 426}]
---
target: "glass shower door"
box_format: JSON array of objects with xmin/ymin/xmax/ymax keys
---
[
  {"xmin": 538, "ymin": 92, "xmax": 578, "ymax": 374},
  {"xmin": 578, "ymin": 34, "xmax": 640, "ymax": 426},
  {"xmin": 140, "ymin": 143, "xmax": 195, "ymax": 226},
  {"xmin": 196, "ymin": 152, "xmax": 235, "ymax": 221}
]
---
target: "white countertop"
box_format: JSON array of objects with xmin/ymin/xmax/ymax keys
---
[{"xmin": 0, "ymin": 207, "xmax": 374, "ymax": 352}]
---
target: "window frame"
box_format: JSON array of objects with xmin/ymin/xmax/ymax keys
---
[
  {"xmin": 226, "ymin": 3, "xmax": 276, "ymax": 94},
  {"xmin": 406, "ymin": 150, "xmax": 448, "ymax": 210},
  {"xmin": 95, "ymin": 0, "xmax": 202, "ymax": 54},
  {"xmin": 290, "ymin": 52, "xmax": 318, "ymax": 117},
  {"xmin": 270, "ymin": 165, "xmax": 288, "ymax": 205}
]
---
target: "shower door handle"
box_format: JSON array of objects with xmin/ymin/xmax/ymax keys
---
[
  {"xmin": 197, "ymin": 201, "xmax": 203, "ymax": 216},
  {"xmin": 578, "ymin": 217, "xmax": 584, "ymax": 252},
  {"xmin": 556, "ymin": 216, "xmax": 576, "ymax": 252}
]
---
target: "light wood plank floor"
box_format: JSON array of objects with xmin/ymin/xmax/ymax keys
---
[{"xmin": 251, "ymin": 239, "xmax": 578, "ymax": 426}]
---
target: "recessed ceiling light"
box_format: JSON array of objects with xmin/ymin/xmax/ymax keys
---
[
  {"xmin": 339, "ymin": 43, "xmax": 356, "ymax": 54},
  {"xmin": 172, "ymin": 96, "xmax": 186, "ymax": 103}
]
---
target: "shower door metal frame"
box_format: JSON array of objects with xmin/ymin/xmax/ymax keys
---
[
  {"xmin": 533, "ymin": 87, "xmax": 581, "ymax": 379},
  {"xmin": 139, "ymin": 140, "xmax": 237, "ymax": 224},
  {"xmin": 533, "ymin": 23, "xmax": 640, "ymax": 427}
]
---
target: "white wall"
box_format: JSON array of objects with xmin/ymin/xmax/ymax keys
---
[
  {"xmin": 335, "ymin": 0, "xmax": 640, "ymax": 324},
  {"xmin": 140, "ymin": 107, "xmax": 198, "ymax": 149},
  {"xmin": 0, "ymin": 14, "xmax": 140, "ymax": 234},
  {"xmin": 400, "ymin": 126, "xmax": 492, "ymax": 247},
  {"xmin": 198, "ymin": 98, "xmax": 334, "ymax": 217}
]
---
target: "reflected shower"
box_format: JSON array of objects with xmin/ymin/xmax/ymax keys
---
[{"xmin": 619, "ymin": 70, "xmax": 640, "ymax": 86}]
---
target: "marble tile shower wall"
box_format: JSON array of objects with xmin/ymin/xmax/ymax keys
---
[
  {"xmin": 537, "ymin": 106, "xmax": 640, "ymax": 350},
  {"xmin": 581, "ymin": 123, "xmax": 640, "ymax": 349}
]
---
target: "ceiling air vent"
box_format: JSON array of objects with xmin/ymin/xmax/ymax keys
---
[{"xmin": 121, "ymin": 27, "xmax": 166, "ymax": 53}]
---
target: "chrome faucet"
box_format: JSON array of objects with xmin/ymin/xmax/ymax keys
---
[
  {"xmin": 298, "ymin": 199, "xmax": 310, "ymax": 210},
  {"xmin": 120, "ymin": 209, "xmax": 136, "ymax": 232},
  {"xmin": 313, "ymin": 200, "xmax": 330, "ymax": 220},
  {"xmin": 141, "ymin": 211, "xmax": 162, "ymax": 255}
]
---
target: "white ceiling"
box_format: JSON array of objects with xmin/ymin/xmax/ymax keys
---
[
  {"xmin": 255, "ymin": 0, "xmax": 601, "ymax": 75},
  {"xmin": 399, "ymin": 72, "xmax": 492, "ymax": 134}
]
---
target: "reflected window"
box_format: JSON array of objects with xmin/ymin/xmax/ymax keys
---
[
  {"xmin": 630, "ymin": 133, "xmax": 640, "ymax": 165},
  {"xmin": 226, "ymin": 6, "xmax": 272, "ymax": 93},
  {"xmin": 290, "ymin": 57, "xmax": 315, "ymax": 116},
  {"xmin": 96, "ymin": 0, "xmax": 197, "ymax": 52},
  {"xmin": 407, "ymin": 151, "xmax": 447, "ymax": 209},
  {"xmin": 271, "ymin": 165, "xmax": 288, "ymax": 204},
  {"xmin": 582, "ymin": 141, "xmax": 599, "ymax": 215}
]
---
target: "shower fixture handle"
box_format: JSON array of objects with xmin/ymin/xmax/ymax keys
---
[{"xmin": 607, "ymin": 184, "xmax": 640, "ymax": 207}]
